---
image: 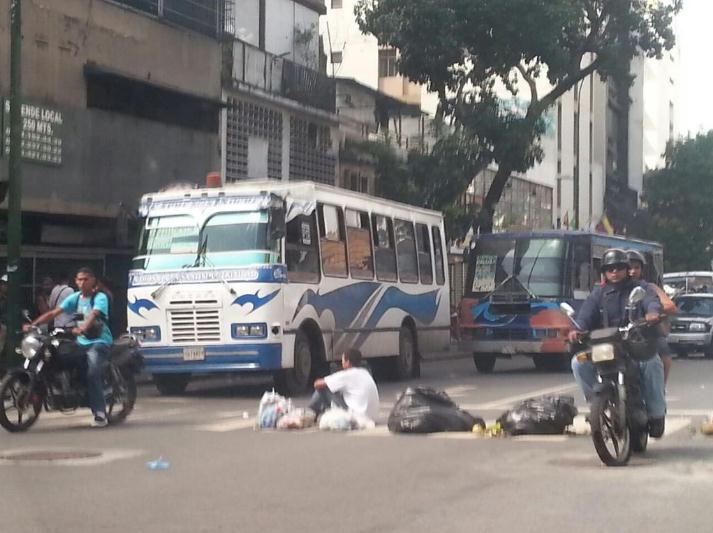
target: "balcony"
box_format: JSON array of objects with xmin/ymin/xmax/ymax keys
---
[{"xmin": 228, "ymin": 40, "xmax": 336, "ymax": 114}]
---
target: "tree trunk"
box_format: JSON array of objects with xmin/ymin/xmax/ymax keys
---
[{"xmin": 474, "ymin": 163, "xmax": 514, "ymax": 234}]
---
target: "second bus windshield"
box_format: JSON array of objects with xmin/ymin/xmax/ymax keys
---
[{"xmin": 470, "ymin": 237, "xmax": 565, "ymax": 298}]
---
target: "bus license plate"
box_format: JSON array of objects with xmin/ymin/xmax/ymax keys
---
[{"xmin": 183, "ymin": 347, "xmax": 205, "ymax": 361}]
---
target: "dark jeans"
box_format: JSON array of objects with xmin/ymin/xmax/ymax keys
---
[{"xmin": 308, "ymin": 388, "xmax": 347, "ymax": 415}]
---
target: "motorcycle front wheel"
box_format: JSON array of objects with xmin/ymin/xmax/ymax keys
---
[
  {"xmin": 0, "ymin": 372, "xmax": 42, "ymax": 433},
  {"xmin": 590, "ymin": 387, "xmax": 631, "ymax": 467},
  {"xmin": 105, "ymin": 365, "xmax": 137, "ymax": 425}
]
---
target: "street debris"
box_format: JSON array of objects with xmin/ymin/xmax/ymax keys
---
[
  {"xmin": 146, "ymin": 457, "xmax": 170, "ymax": 470},
  {"xmin": 497, "ymin": 395, "xmax": 578, "ymax": 436}
]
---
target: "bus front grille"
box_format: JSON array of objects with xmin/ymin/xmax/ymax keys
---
[{"xmin": 169, "ymin": 308, "xmax": 221, "ymax": 343}]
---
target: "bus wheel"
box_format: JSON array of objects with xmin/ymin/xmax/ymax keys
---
[
  {"xmin": 153, "ymin": 374, "xmax": 190, "ymax": 396},
  {"xmin": 473, "ymin": 354, "xmax": 496, "ymax": 373},
  {"xmin": 275, "ymin": 330, "xmax": 312, "ymax": 395},
  {"xmin": 394, "ymin": 326, "xmax": 419, "ymax": 380}
]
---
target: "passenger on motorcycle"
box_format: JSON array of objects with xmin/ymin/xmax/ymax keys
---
[
  {"xmin": 24, "ymin": 267, "xmax": 113, "ymax": 428},
  {"xmin": 568, "ymin": 248, "xmax": 667, "ymax": 438}
]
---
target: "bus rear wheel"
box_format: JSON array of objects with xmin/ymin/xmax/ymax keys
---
[
  {"xmin": 153, "ymin": 374, "xmax": 191, "ymax": 396},
  {"xmin": 393, "ymin": 326, "xmax": 419, "ymax": 380},
  {"xmin": 473, "ymin": 354, "xmax": 496, "ymax": 373},
  {"xmin": 275, "ymin": 330, "xmax": 312, "ymax": 396}
]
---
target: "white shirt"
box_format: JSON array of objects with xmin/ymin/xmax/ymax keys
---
[
  {"xmin": 48, "ymin": 284, "xmax": 75, "ymax": 328},
  {"xmin": 324, "ymin": 367, "xmax": 380, "ymax": 421}
]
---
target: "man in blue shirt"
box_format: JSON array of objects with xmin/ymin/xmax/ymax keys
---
[
  {"xmin": 568, "ymin": 248, "xmax": 666, "ymax": 437},
  {"xmin": 26, "ymin": 267, "xmax": 113, "ymax": 427}
]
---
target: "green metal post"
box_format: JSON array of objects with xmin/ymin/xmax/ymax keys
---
[{"xmin": 4, "ymin": 0, "xmax": 22, "ymax": 365}]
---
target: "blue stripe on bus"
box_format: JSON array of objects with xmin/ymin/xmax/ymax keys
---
[{"xmin": 141, "ymin": 343, "xmax": 282, "ymax": 373}]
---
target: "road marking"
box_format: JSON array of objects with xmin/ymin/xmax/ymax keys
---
[
  {"xmin": 461, "ymin": 382, "xmax": 579, "ymax": 411},
  {"xmin": 195, "ymin": 418, "xmax": 255, "ymax": 432}
]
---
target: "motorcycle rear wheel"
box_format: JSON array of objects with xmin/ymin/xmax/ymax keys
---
[
  {"xmin": 105, "ymin": 366, "xmax": 137, "ymax": 425},
  {"xmin": 590, "ymin": 387, "xmax": 631, "ymax": 466},
  {"xmin": 0, "ymin": 373, "xmax": 42, "ymax": 433}
]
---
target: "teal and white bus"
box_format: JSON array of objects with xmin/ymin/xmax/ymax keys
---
[{"xmin": 128, "ymin": 180, "xmax": 451, "ymax": 395}]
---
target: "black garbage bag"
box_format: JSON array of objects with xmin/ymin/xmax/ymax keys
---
[
  {"xmin": 388, "ymin": 386, "xmax": 485, "ymax": 434},
  {"xmin": 497, "ymin": 395, "xmax": 578, "ymax": 436}
]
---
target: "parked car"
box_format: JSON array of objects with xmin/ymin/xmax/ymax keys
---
[{"xmin": 668, "ymin": 293, "xmax": 713, "ymax": 358}]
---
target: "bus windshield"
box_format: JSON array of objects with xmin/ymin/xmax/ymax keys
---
[
  {"xmin": 469, "ymin": 237, "xmax": 565, "ymax": 298},
  {"xmin": 133, "ymin": 211, "xmax": 280, "ymax": 270}
]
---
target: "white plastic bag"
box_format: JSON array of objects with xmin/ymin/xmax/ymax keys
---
[
  {"xmin": 318, "ymin": 407, "xmax": 354, "ymax": 431},
  {"xmin": 276, "ymin": 408, "xmax": 316, "ymax": 430},
  {"xmin": 256, "ymin": 390, "xmax": 289, "ymax": 429}
]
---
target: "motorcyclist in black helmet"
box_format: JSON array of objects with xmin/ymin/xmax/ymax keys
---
[
  {"xmin": 626, "ymin": 250, "xmax": 676, "ymax": 385},
  {"xmin": 568, "ymin": 248, "xmax": 667, "ymax": 438}
]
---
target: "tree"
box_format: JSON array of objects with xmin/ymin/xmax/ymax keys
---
[
  {"xmin": 356, "ymin": 0, "xmax": 680, "ymax": 232},
  {"xmin": 363, "ymin": 130, "xmax": 486, "ymax": 240},
  {"xmin": 637, "ymin": 133, "xmax": 713, "ymax": 272}
]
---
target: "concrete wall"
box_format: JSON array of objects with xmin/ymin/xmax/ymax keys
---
[{"xmin": 0, "ymin": 0, "xmax": 221, "ymax": 216}]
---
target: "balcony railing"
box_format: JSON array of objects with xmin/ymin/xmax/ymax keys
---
[{"xmin": 229, "ymin": 40, "xmax": 335, "ymax": 114}]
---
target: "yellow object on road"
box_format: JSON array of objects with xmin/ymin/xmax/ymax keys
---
[{"xmin": 701, "ymin": 421, "xmax": 713, "ymax": 435}]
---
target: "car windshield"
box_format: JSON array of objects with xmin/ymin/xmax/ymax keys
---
[
  {"xmin": 468, "ymin": 237, "xmax": 565, "ymax": 298},
  {"xmin": 132, "ymin": 211, "xmax": 280, "ymax": 270},
  {"xmin": 675, "ymin": 297, "xmax": 713, "ymax": 317},
  {"xmin": 664, "ymin": 275, "xmax": 713, "ymax": 294}
]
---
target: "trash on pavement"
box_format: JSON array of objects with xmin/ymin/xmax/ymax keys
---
[
  {"xmin": 701, "ymin": 421, "xmax": 713, "ymax": 436},
  {"xmin": 256, "ymin": 389, "xmax": 290, "ymax": 429},
  {"xmin": 387, "ymin": 386, "xmax": 485, "ymax": 434},
  {"xmin": 276, "ymin": 408, "xmax": 316, "ymax": 430},
  {"xmin": 497, "ymin": 395, "xmax": 578, "ymax": 436},
  {"xmin": 146, "ymin": 457, "xmax": 170, "ymax": 470}
]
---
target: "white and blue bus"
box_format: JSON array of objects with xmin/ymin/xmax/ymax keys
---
[{"xmin": 128, "ymin": 180, "xmax": 451, "ymax": 395}]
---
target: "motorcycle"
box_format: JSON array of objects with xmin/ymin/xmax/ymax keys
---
[
  {"xmin": 0, "ymin": 322, "xmax": 143, "ymax": 432},
  {"xmin": 563, "ymin": 286, "xmax": 662, "ymax": 467}
]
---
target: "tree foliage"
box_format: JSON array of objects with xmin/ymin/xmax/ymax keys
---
[
  {"xmin": 363, "ymin": 131, "xmax": 486, "ymax": 240},
  {"xmin": 356, "ymin": 0, "xmax": 680, "ymax": 231},
  {"xmin": 637, "ymin": 133, "xmax": 713, "ymax": 272}
]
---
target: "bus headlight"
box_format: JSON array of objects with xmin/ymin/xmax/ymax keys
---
[
  {"xmin": 591, "ymin": 343, "xmax": 615, "ymax": 363},
  {"xmin": 130, "ymin": 326, "xmax": 161, "ymax": 342},
  {"xmin": 232, "ymin": 323, "xmax": 267, "ymax": 339}
]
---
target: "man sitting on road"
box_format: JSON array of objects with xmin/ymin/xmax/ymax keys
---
[
  {"xmin": 568, "ymin": 248, "xmax": 666, "ymax": 438},
  {"xmin": 308, "ymin": 348, "xmax": 380, "ymax": 422}
]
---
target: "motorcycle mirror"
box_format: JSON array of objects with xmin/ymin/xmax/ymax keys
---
[
  {"xmin": 22, "ymin": 309, "xmax": 31, "ymax": 322},
  {"xmin": 628, "ymin": 286, "xmax": 646, "ymax": 306},
  {"xmin": 560, "ymin": 302, "xmax": 576, "ymax": 317}
]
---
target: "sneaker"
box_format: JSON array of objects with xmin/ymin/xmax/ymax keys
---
[{"xmin": 91, "ymin": 414, "xmax": 108, "ymax": 428}]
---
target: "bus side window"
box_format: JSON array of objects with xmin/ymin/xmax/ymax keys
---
[
  {"xmin": 286, "ymin": 213, "xmax": 320, "ymax": 283},
  {"xmin": 416, "ymin": 223, "xmax": 433, "ymax": 284},
  {"xmin": 318, "ymin": 204, "xmax": 348, "ymax": 277},
  {"xmin": 394, "ymin": 219, "xmax": 418, "ymax": 283},
  {"xmin": 432, "ymin": 226, "xmax": 445, "ymax": 285},
  {"xmin": 372, "ymin": 214, "xmax": 397, "ymax": 282},
  {"xmin": 346, "ymin": 209, "xmax": 374, "ymax": 280}
]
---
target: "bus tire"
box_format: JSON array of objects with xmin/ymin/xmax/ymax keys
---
[
  {"xmin": 275, "ymin": 330, "xmax": 312, "ymax": 395},
  {"xmin": 473, "ymin": 354, "xmax": 496, "ymax": 373},
  {"xmin": 153, "ymin": 373, "xmax": 190, "ymax": 396},
  {"xmin": 394, "ymin": 326, "xmax": 419, "ymax": 380}
]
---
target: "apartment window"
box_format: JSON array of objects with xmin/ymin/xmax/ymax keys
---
[
  {"xmin": 378, "ymin": 49, "xmax": 398, "ymax": 77},
  {"xmin": 331, "ymin": 0, "xmax": 343, "ymax": 8},
  {"xmin": 318, "ymin": 204, "xmax": 348, "ymax": 277},
  {"xmin": 346, "ymin": 209, "xmax": 374, "ymax": 280},
  {"xmin": 372, "ymin": 214, "xmax": 397, "ymax": 281},
  {"xmin": 331, "ymin": 51, "xmax": 343, "ymax": 64}
]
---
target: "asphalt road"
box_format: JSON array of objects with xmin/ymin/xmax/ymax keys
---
[{"xmin": 0, "ymin": 355, "xmax": 712, "ymax": 533}]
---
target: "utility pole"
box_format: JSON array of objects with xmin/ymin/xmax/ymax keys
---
[{"xmin": 4, "ymin": 0, "xmax": 23, "ymax": 365}]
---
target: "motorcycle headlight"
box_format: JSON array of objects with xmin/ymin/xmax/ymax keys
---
[
  {"xmin": 21, "ymin": 335, "xmax": 42, "ymax": 360},
  {"xmin": 689, "ymin": 322, "xmax": 708, "ymax": 332},
  {"xmin": 591, "ymin": 343, "xmax": 616, "ymax": 363}
]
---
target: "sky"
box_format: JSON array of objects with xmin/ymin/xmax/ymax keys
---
[{"xmin": 677, "ymin": 0, "xmax": 713, "ymax": 135}]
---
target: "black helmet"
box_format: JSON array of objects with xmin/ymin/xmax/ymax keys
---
[
  {"xmin": 627, "ymin": 250, "xmax": 646, "ymax": 266},
  {"xmin": 601, "ymin": 248, "xmax": 629, "ymax": 272}
]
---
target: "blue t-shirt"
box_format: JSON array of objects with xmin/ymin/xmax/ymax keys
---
[{"xmin": 60, "ymin": 291, "xmax": 113, "ymax": 346}]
